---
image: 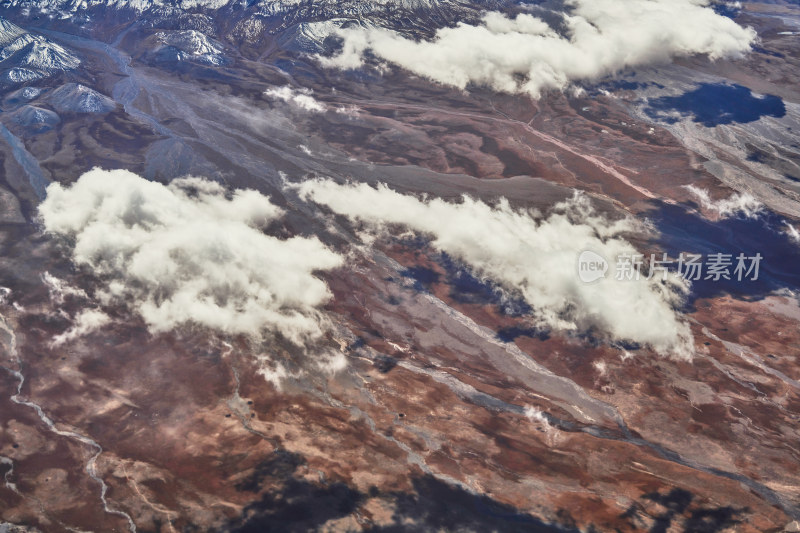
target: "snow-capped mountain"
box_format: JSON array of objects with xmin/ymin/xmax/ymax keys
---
[
  {"xmin": 11, "ymin": 104, "xmax": 60, "ymax": 132},
  {"xmin": 48, "ymin": 83, "xmax": 115, "ymax": 113},
  {"xmin": 278, "ymin": 18, "xmax": 354, "ymax": 53},
  {"xmin": 0, "ymin": 17, "xmax": 80, "ymax": 84},
  {"xmin": 155, "ymin": 29, "xmax": 227, "ymax": 65},
  {"xmin": 0, "ymin": 0, "xmax": 447, "ymax": 15},
  {"xmin": 0, "ymin": 0, "xmax": 501, "ymax": 62},
  {"xmin": 0, "ymin": 0, "xmax": 493, "ymax": 41}
]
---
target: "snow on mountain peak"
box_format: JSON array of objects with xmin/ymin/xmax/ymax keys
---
[
  {"xmin": 48, "ymin": 83, "xmax": 116, "ymax": 113},
  {"xmin": 0, "ymin": 16, "xmax": 80, "ymax": 84},
  {"xmin": 156, "ymin": 29, "xmax": 227, "ymax": 65},
  {"xmin": 0, "ymin": 18, "xmax": 27, "ymax": 46},
  {"xmin": 22, "ymin": 39, "xmax": 81, "ymax": 70}
]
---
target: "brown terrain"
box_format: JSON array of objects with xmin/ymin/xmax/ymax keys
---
[{"xmin": 0, "ymin": 1, "xmax": 799, "ymax": 532}]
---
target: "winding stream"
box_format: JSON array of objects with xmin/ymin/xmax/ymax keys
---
[{"xmin": 0, "ymin": 312, "xmax": 136, "ymax": 532}]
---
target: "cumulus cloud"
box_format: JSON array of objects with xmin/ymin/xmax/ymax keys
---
[
  {"xmin": 38, "ymin": 169, "xmax": 343, "ymax": 345},
  {"xmin": 264, "ymin": 85, "xmax": 326, "ymax": 112},
  {"xmin": 296, "ymin": 179, "xmax": 693, "ymax": 358},
  {"xmin": 51, "ymin": 309, "xmax": 111, "ymax": 346},
  {"xmin": 684, "ymin": 185, "xmax": 763, "ymax": 219},
  {"xmin": 319, "ymin": 0, "xmax": 755, "ymax": 97}
]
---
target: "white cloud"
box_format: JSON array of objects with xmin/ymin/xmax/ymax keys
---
[
  {"xmin": 254, "ymin": 354, "xmax": 296, "ymax": 388},
  {"xmin": 786, "ymin": 223, "xmax": 800, "ymax": 244},
  {"xmin": 41, "ymin": 271, "xmax": 88, "ymax": 304},
  {"xmin": 315, "ymin": 350, "xmax": 348, "ymax": 374},
  {"xmin": 51, "ymin": 309, "xmax": 111, "ymax": 346},
  {"xmin": 593, "ymin": 360, "xmax": 608, "ymax": 376},
  {"xmin": 38, "ymin": 169, "xmax": 343, "ymax": 345},
  {"xmin": 684, "ymin": 185, "xmax": 763, "ymax": 219},
  {"xmin": 319, "ymin": 0, "xmax": 755, "ymax": 97},
  {"xmin": 296, "ymin": 179, "xmax": 694, "ymax": 358},
  {"xmin": 334, "ymin": 105, "xmax": 360, "ymax": 117},
  {"xmin": 524, "ymin": 405, "xmax": 560, "ymax": 445},
  {"xmin": 264, "ymin": 85, "xmax": 326, "ymax": 112}
]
